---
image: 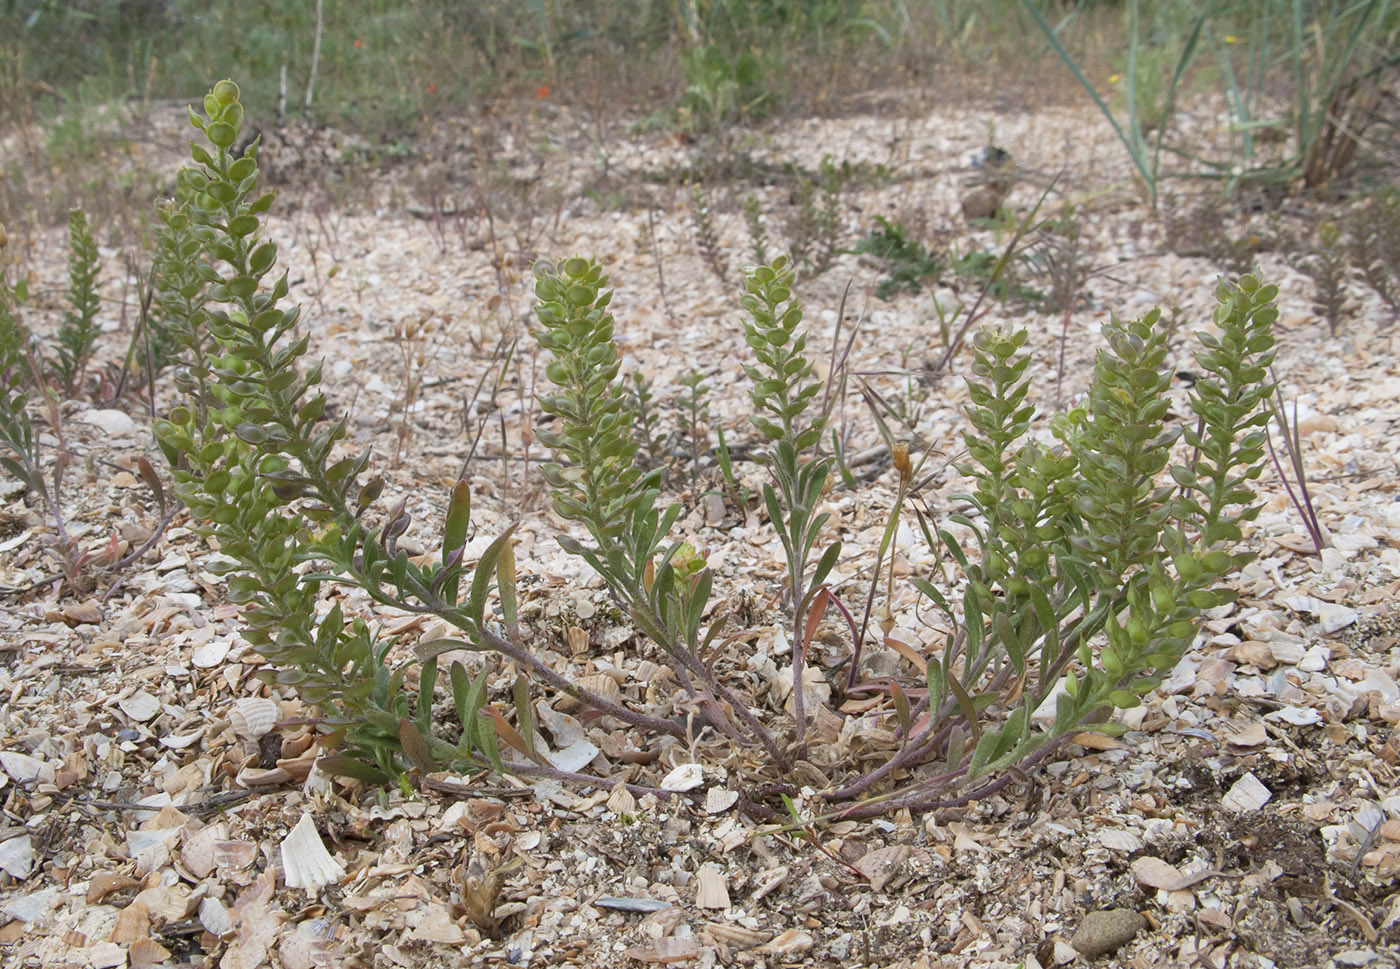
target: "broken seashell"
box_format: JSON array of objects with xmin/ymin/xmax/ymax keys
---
[
  {"xmin": 280, "ymin": 813, "xmax": 345, "ymax": 891},
  {"xmin": 704, "ymin": 787, "xmax": 739, "ymax": 814},
  {"xmin": 704, "ymin": 922, "xmax": 772, "ymax": 948},
  {"xmin": 696, "ymin": 863, "xmax": 731, "ymax": 909},
  {"xmin": 660, "ymin": 763, "xmax": 704, "ymax": 792},
  {"xmin": 608, "ymin": 782, "xmax": 637, "ymax": 815},
  {"xmin": 229, "ymin": 697, "xmax": 280, "ymax": 741},
  {"xmin": 198, "ymin": 897, "xmax": 234, "ymax": 938},
  {"xmin": 577, "ymin": 672, "xmax": 623, "ymax": 706},
  {"xmin": 118, "ymin": 691, "xmax": 161, "ymax": 723},
  {"xmin": 0, "ymin": 834, "xmax": 34, "ymax": 879}
]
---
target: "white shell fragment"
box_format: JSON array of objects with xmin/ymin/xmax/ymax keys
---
[
  {"xmin": 595, "ymin": 897, "xmax": 672, "ymax": 913},
  {"xmin": 696, "ymin": 864, "xmax": 731, "ymax": 909},
  {"xmin": 660, "ymin": 763, "xmax": 705, "ymax": 792},
  {"xmin": 1132, "ymin": 856, "xmax": 1213, "ymax": 891},
  {"xmin": 550, "ymin": 739, "xmax": 600, "ymax": 774},
  {"xmin": 118, "ymin": 691, "xmax": 161, "ymax": 723},
  {"xmin": 1266, "ymin": 706, "xmax": 1322, "ymax": 726},
  {"xmin": 1283, "ymin": 595, "xmax": 1358, "ymax": 633},
  {"xmin": 1222, "ymin": 771, "xmax": 1273, "ymax": 812},
  {"xmin": 0, "ymin": 751, "xmax": 54, "ymax": 785},
  {"xmin": 0, "ymin": 834, "xmax": 34, "ymax": 879},
  {"xmin": 281, "ymin": 813, "xmax": 345, "ymax": 891},
  {"xmin": 75, "ymin": 408, "xmax": 137, "ymax": 437},
  {"xmin": 229, "ymin": 697, "xmax": 280, "ymax": 741},
  {"xmin": 705, "ymin": 787, "xmax": 740, "ymax": 814},
  {"xmin": 607, "ymin": 783, "xmax": 637, "ymax": 815},
  {"xmin": 1099, "ymin": 828, "xmax": 1144, "ymax": 853},
  {"xmin": 199, "ymin": 896, "xmax": 234, "ymax": 937},
  {"xmin": 191, "ymin": 638, "xmax": 232, "ymax": 668}
]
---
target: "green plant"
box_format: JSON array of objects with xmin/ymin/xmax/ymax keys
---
[
  {"xmin": 742, "ymin": 194, "xmax": 770, "ymax": 265},
  {"xmin": 1024, "ymin": 0, "xmax": 1397, "ymax": 202},
  {"xmin": 690, "ymin": 181, "xmax": 730, "ymax": 286},
  {"xmin": 785, "ymin": 155, "xmax": 849, "ymax": 279},
  {"xmin": 834, "ymin": 276, "xmax": 1279, "ymax": 816},
  {"xmin": 626, "ymin": 371, "xmax": 668, "ymax": 471},
  {"xmin": 674, "ymin": 370, "xmax": 711, "ymax": 489},
  {"xmin": 680, "ymin": 44, "xmax": 773, "ymax": 132},
  {"xmin": 850, "ymin": 215, "xmax": 943, "ymax": 300},
  {"xmin": 0, "ymin": 226, "xmax": 171, "ymax": 593},
  {"xmin": 1294, "ymin": 221, "xmax": 1349, "ymax": 336},
  {"xmin": 154, "ymin": 80, "xmax": 1282, "ymax": 821},
  {"xmin": 0, "ymin": 266, "xmax": 45, "ymax": 515},
  {"xmin": 52, "ymin": 208, "xmax": 102, "ymax": 395},
  {"xmin": 738, "ymin": 255, "xmax": 843, "ymax": 757},
  {"xmin": 1347, "ymin": 189, "xmax": 1400, "ymax": 316},
  {"xmin": 950, "ymin": 245, "xmax": 1042, "ymax": 305},
  {"xmin": 530, "ymin": 255, "xmax": 788, "ymax": 767}
]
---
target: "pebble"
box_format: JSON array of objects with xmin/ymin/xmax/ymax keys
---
[{"xmin": 1070, "ymin": 908, "xmax": 1146, "ymax": 958}]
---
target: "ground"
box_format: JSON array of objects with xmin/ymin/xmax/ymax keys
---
[{"xmin": 1, "ymin": 84, "xmax": 1399, "ymax": 969}]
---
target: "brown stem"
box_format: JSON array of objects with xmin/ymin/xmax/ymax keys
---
[
  {"xmin": 477, "ymin": 625, "xmax": 687, "ymax": 740},
  {"xmin": 835, "ymin": 733, "xmax": 1070, "ymax": 819}
]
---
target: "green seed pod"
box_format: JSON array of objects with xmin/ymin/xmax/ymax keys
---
[
  {"xmin": 984, "ymin": 548, "xmax": 1006, "ymax": 578},
  {"xmin": 1102, "ymin": 646, "xmax": 1124, "ymax": 679},
  {"xmin": 1173, "ymin": 553, "xmax": 1202, "ymax": 581},
  {"xmin": 1126, "ymin": 618, "xmax": 1149, "ymax": 645},
  {"xmin": 1151, "ymin": 584, "xmax": 1174, "ymax": 613},
  {"xmin": 1202, "ymin": 550, "xmax": 1231, "ymax": 574},
  {"xmin": 213, "ymin": 79, "xmax": 240, "ymax": 106},
  {"xmin": 1187, "ymin": 589, "xmax": 1217, "ymax": 609}
]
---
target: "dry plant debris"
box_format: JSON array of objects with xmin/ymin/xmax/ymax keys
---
[{"xmin": 1, "ymin": 84, "xmax": 1399, "ymax": 969}]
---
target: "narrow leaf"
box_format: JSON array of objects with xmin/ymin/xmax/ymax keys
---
[
  {"xmin": 512, "ymin": 674, "xmax": 536, "ymax": 762},
  {"xmin": 890, "ymin": 680, "xmax": 911, "ymax": 740},
  {"xmin": 398, "ymin": 719, "xmax": 437, "ymax": 773}
]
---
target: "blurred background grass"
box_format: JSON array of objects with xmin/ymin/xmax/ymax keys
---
[{"xmin": 0, "ymin": 0, "xmax": 1395, "ymax": 231}]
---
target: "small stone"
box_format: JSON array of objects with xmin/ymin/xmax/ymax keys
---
[{"xmin": 1070, "ymin": 908, "xmax": 1146, "ymax": 958}]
